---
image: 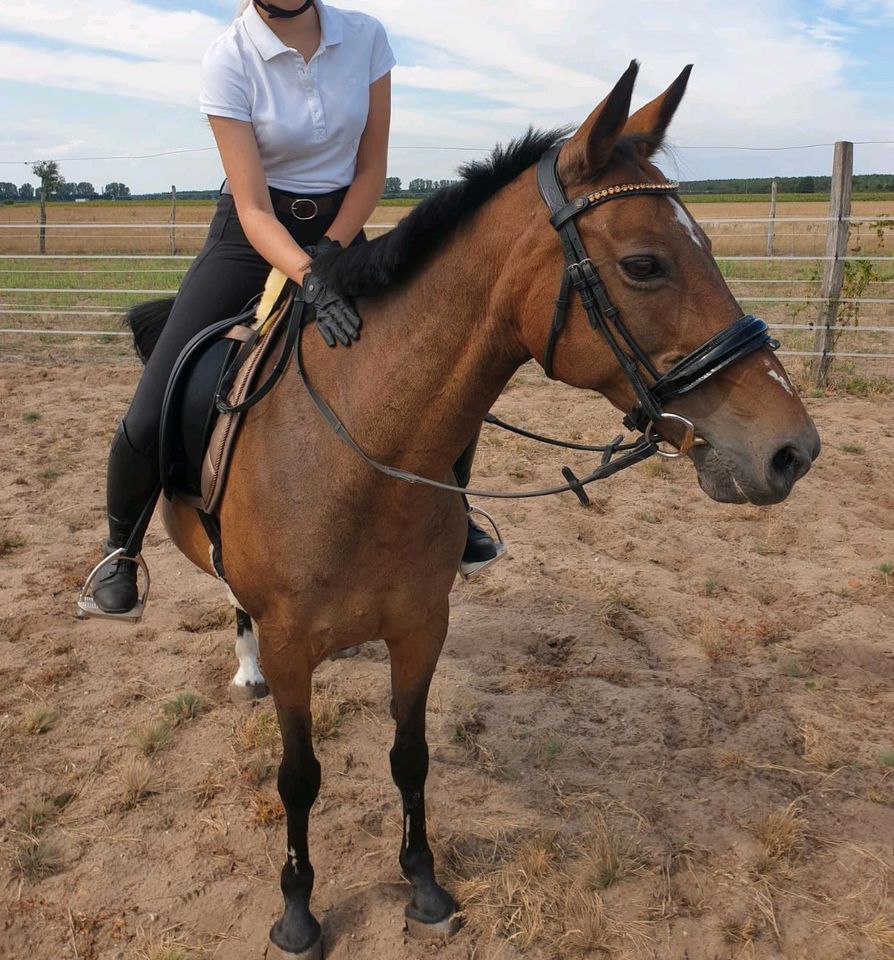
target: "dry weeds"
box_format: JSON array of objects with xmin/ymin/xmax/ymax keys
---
[
  {"xmin": 117, "ymin": 756, "xmax": 158, "ymax": 809},
  {"xmin": 434, "ymin": 807, "xmax": 650, "ymax": 957},
  {"xmin": 10, "ymin": 836, "xmax": 62, "ymax": 881},
  {"xmin": 131, "ymin": 720, "xmax": 173, "ymax": 756},
  {"xmin": 22, "ymin": 705, "xmax": 58, "ymax": 734},
  {"xmin": 749, "ymin": 801, "xmax": 807, "ymax": 866},
  {"xmin": 799, "ymin": 722, "xmax": 844, "ymax": 769},
  {"xmin": 312, "ymin": 679, "xmax": 362, "ymax": 740},
  {"xmin": 233, "ymin": 709, "xmax": 280, "ymax": 752},
  {"xmin": 178, "ymin": 604, "xmax": 232, "ymax": 633},
  {"xmin": 132, "ymin": 928, "xmax": 201, "ymax": 960},
  {"xmin": 246, "ymin": 788, "xmax": 283, "ymax": 827}
]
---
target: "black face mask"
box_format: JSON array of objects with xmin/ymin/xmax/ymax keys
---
[{"xmin": 254, "ymin": 0, "xmax": 314, "ymax": 18}]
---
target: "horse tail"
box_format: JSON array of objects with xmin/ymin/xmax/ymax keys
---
[{"xmin": 125, "ymin": 298, "xmax": 175, "ymax": 364}]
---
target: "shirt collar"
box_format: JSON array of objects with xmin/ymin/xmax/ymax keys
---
[{"xmin": 242, "ymin": 1, "xmax": 342, "ymax": 63}]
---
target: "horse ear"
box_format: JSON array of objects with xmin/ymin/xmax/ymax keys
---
[
  {"xmin": 623, "ymin": 64, "xmax": 692, "ymax": 158},
  {"xmin": 557, "ymin": 60, "xmax": 639, "ymax": 184}
]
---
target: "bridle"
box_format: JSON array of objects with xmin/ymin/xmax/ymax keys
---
[
  {"xmin": 221, "ymin": 145, "xmax": 781, "ymax": 503},
  {"xmin": 535, "ymin": 142, "xmax": 777, "ymax": 458}
]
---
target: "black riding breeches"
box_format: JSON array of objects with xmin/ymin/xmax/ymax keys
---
[{"xmin": 121, "ymin": 189, "xmax": 360, "ymax": 457}]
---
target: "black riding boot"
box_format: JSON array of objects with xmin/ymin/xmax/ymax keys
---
[
  {"xmin": 454, "ymin": 429, "xmax": 506, "ymax": 576},
  {"xmin": 91, "ymin": 422, "xmax": 161, "ymax": 614}
]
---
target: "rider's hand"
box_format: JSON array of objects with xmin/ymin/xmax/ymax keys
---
[{"xmin": 300, "ymin": 238, "xmax": 362, "ymax": 348}]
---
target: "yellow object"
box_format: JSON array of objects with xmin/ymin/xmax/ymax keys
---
[{"xmin": 254, "ymin": 267, "xmax": 290, "ymax": 335}]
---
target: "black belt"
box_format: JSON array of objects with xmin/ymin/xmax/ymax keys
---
[{"xmin": 269, "ymin": 186, "xmax": 348, "ymax": 222}]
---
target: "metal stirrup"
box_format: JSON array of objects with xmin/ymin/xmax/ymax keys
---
[{"xmin": 77, "ymin": 549, "xmax": 151, "ymax": 623}]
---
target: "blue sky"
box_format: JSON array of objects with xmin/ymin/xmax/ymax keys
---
[{"xmin": 1, "ymin": 0, "xmax": 892, "ymax": 193}]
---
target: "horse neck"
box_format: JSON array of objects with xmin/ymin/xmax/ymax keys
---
[{"xmin": 315, "ymin": 183, "xmax": 533, "ymax": 476}]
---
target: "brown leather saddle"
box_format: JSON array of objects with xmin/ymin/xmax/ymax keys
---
[{"xmin": 159, "ymin": 271, "xmax": 299, "ymax": 515}]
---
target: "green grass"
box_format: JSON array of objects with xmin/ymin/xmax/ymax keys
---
[
  {"xmin": 162, "ymin": 691, "xmax": 206, "ymax": 726},
  {"xmin": 22, "ymin": 411, "xmax": 41, "ymax": 422},
  {"xmin": 23, "ymin": 707, "xmax": 58, "ymax": 735},
  {"xmin": 879, "ymin": 751, "xmax": 894, "ymax": 767}
]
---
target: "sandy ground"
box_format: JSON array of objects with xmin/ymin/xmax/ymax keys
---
[{"xmin": 1, "ymin": 362, "xmax": 893, "ymax": 960}]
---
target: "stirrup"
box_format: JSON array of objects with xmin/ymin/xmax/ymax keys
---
[
  {"xmin": 76, "ymin": 548, "xmax": 151, "ymax": 623},
  {"xmin": 459, "ymin": 505, "xmax": 508, "ymax": 581}
]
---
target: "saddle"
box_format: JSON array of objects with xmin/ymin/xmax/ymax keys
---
[{"xmin": 159, "ymin": 269, "xmax": 300, "ymax": 514}]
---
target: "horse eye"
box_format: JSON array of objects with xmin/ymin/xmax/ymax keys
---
[{"xmin": 621, "ymin": 256, "xmax": 663, "ymax": 281}]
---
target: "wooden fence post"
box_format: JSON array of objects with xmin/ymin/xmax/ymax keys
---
[
  {"xmin": 811, "ymin": 141, "xmax": 853, "ymax": 388},
  {"xmin": 38, "ymin": 187, "xmax": 47, "ymax": 255},
  {"xmin": 766, "ymin": 179, "xmax": 778, "ymax": 257},
  {"xmin": 169, "ymin": 185, "xmax": 177, "ymax": 256}
]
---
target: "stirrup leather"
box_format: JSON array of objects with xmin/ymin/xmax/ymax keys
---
[
  {"xmin": 76, "ymin": 548, "xmax": 151, "ymax": 623},
  {"xmin": 459, "ymin": 505, "xmax": 508, "ymax": 581}
]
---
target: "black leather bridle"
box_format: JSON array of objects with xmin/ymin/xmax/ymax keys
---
[
  {"xmin": 223, "ymin": 146, "xmax": 783, "ymax": 503},
  {"xmin": 536, "ymin": 142, "xmax": 778, "ymax": 455}
]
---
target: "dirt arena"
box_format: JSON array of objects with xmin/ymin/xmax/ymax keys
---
[{"xmin": 1, "ymin": 361, "xmax": 892, "ymax": 960}]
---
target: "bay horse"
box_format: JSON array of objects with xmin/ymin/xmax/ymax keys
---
[{"xmin": 137, "ymin": 63, "xmax": 818, "ymax": 957}]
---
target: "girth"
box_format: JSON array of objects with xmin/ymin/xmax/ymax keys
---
[{"xmin": 535, "ymin": 143, "xmax": 778, "ymax": 446}]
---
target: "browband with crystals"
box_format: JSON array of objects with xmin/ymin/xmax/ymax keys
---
[
  {"xmin": 587, "ymin": 181, "xmax": 679, "ymax": 203},
  {"xmin": 548, "ymin": 180, "xmax": 681, "ymax": 231}
]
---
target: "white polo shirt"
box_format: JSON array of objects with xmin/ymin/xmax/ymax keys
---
[{"xmin": 200, "ymin": 1, "xmax": 395, "ymax": 194}]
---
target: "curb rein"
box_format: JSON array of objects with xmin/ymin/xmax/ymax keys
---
[{"xmin": 222, "ymin": 144, "xmax": 778, "ymax": 504}]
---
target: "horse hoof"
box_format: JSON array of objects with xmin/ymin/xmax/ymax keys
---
[
  {"xmin": 229, "ymin": 681, "xmax": 269, "ymax": 702},
  {"xmin": 266, "ymin": 935, "xmax": 322, "ymax": 960},
  {"xmin": 405, "ymin": 912, "xmax": 462, "ymax": 941}
]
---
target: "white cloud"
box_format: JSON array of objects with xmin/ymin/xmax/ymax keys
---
[
  {"xmin": 0, "ymin": 0, "xmax": 222, "ymax": 62},
  {"xmin": 1, "ymin": 0, "xmax": 891, "ymax": 189}
]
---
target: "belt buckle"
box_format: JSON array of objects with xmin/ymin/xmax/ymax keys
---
[{"xmin": 290, "ymin": 197, "xmax": 319, "ymax": 221}]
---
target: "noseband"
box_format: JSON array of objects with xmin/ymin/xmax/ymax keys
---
[{"xmin": 536, "ymin": 143, "xmax": 777, "ymax": 455}]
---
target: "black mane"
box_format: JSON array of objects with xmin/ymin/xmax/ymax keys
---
[{"xmin": 312, "ymin": 127, "xmax": 569, "ymax": 298}]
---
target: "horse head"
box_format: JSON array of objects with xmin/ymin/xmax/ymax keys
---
[{"xmin": 516, "ymin": 62, "xmax": 820, "ymax": 505}]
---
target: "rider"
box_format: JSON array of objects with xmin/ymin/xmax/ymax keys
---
[{"xmin": 82, "ymin": 0, "xmax": 504, "ymax": 620}]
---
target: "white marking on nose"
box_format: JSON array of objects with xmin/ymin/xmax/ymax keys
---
[
  {"xmin": 670, "ymin": 198, "xmax": 706, "ymax": 249},
  {"xmin": 767, "ymin": 369, "xmax": 793, "ymax": 396}
]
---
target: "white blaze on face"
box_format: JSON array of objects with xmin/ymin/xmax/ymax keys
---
[
  {"xmin": 670, "ymin": 198, "xmax": 706, "ymax": 250},
  {"xmin": 762, "ymin": 355, "xmax": 794, "ymax": 396},
  {"xmin": 767, "ymin": 369, "xmax": 794, "ymax": 396}
]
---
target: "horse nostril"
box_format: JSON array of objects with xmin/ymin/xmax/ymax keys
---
[{"xmin": 770, "ymin": 444, "xmax": 808, "ymax": 483}]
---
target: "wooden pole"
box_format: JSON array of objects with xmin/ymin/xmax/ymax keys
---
[
  {"xmin": 766, "ymin": 179, "xmax": 778, "ymax": 257},
  {"xmin": 38, "ymin": 187, "xmax": 47, "ymax": 255},
  {"xmin": 169, "ymin": 185, "xmax": 177, "ymax": 256},
  {"xmin": 811, "ymin": 141, "xmax": 853, "ymax": 388}
]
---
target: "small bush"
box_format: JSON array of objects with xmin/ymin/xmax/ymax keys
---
[
  {"xmin": 162, "ymin": 691, "xmax": 206, "ymax": 726},
  {"xmin": 131, "ymin": 720, "xmax": 173, "ymax": 756},
  {"xmin": 0, "ymin": 531, "xmax": 27, "ymax": 556},
  {"xmin": 118, "ymin": 757, "xmax": 158, "ymax": 808},
  {"xmin": 23, "ymin": 707, "xmax": 58, "ymax": 735},
  {"xmin": 11, "ymin": 838, "xmax": 62, "ymax": 881}
]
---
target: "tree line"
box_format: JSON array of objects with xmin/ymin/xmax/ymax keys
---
[
  {"xmin": 1, "ymin": 161, "xmax": 131, "ymax": 202},
  {"xmin": 6, "ymin": 161, "xmax": 893, "ymax": 204}
]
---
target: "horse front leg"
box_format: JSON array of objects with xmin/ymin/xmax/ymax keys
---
[
  {"xmin": 386, "ymin": 612, "xmax": 461, "ymax": 940},
  {"xmin": 265, "ymin": 652, "xmax": 322, "ymax": 959}
]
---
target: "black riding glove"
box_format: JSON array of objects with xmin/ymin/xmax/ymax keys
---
[{"xmin": 301, "ymin": 238, "xmax": 362, "ymax": 348}]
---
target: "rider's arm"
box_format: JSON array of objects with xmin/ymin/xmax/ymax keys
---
[
  {"xmin": 208, "ymin": 117, "xmax": 315, "ymax": 285},
  {"xmin": 322, "ymin": 72, "xmax": 392, "ymax": 247},
  {"xmin": 208, "ymin": 70, "xmax": 391, "ymax": 282}
]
